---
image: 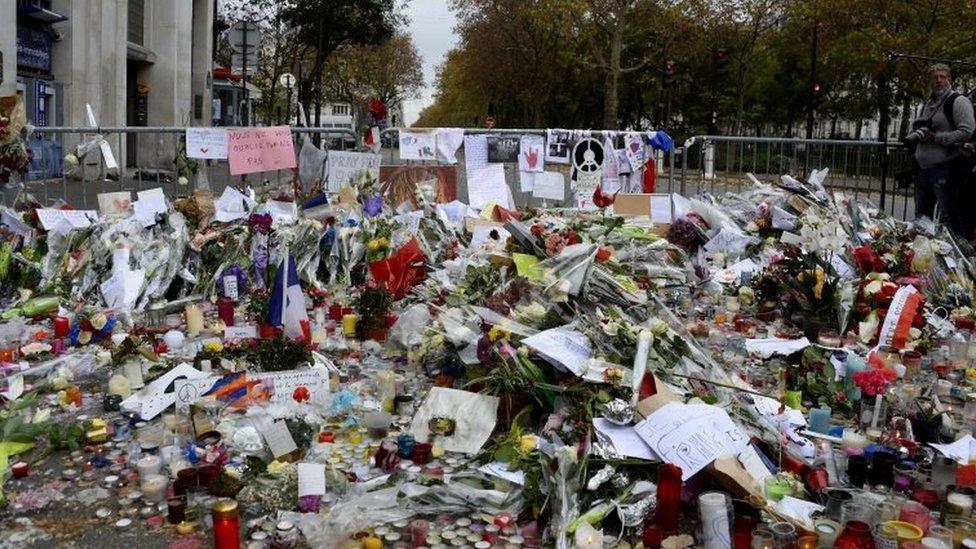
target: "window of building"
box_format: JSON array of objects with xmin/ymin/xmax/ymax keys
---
[
  {"xmin": 128, "ymin": 0, "xmax": 145, "ymax": 45},
  {"xmin": 332, "ymin": 104, "xmax": 349, "ymax": 116}
]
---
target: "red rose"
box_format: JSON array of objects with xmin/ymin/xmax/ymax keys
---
[
  {"xmin": 293, "ymin": 386, "xmax": 311, "ymax": 403},
  {"xmin": 595, "ymin": 247, "xmax": 612, "ymax": 262},
  {"xmin": 565, "ymin": 230, "xmax": 581, "ymax": 245}
]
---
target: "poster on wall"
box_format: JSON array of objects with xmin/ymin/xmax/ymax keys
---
[
  {"xmin": 546, "ymin": 129, "xmax": 573, "ymax": 164},
  {"xmin": 487, "ymin": 135, "xmax": 521, "ymax": 163},
  {"xmin": 379, "ymin": 165, "xmax": 458, "ymax": 208}
]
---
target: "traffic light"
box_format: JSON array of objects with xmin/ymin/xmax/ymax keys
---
[
  {"xmin": 663, "ymin": 60, "xmax": 677, "ymax": 88},
  {"xmin": 811, "ymin": 81, "xmax": 824, "ymax": 109},
  {"xmin": 714, "ymin": 48, "xmax": 730, "ymax": 77}
]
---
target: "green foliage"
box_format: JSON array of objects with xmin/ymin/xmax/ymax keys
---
[{"xmin": 249, "ymin": 337, "xmax": 312, "ymax": 372}]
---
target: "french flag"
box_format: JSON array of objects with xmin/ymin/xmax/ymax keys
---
[{"xmin": 267, "ymin": 249, "xmax": 310, "ymax": 340}]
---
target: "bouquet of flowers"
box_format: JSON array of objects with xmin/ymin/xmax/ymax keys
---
[{"xmin": 666, "ymin": 212, "xmax": 709, "ymax": 251}]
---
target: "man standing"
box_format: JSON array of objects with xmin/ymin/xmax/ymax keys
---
[{"xmin": 910, "ymin": 63, "xmax": 974, "ymax": 235}]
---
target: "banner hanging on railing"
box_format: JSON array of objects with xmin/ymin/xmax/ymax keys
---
[{"xmin": 227, "ymin": 126, "xmax": 296, "ymax": 175}]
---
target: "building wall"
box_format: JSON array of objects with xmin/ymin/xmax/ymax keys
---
[{"xmin": 0, "ymin": 1, "xmax": 15, "ymax": 97}]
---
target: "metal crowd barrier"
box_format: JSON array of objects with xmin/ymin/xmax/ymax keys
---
[
  {"xmin": 679, "ymin": 135, "xmax": 914, "ymax": 220},
  {"xmin": 3, "ymin": 126, "xmax": 358, "ymax": 209},
  {"xmin": 3, "ymin": 126, "xmax": 915, "ymax": 221}
]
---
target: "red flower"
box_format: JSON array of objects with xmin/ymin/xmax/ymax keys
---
[
  {"xmin": 592, "ymin": 187, "xmax": 617, "ymax": 208},
  {"xmin": 565, "ymin": 230, "xmax": 581, "ymax": 245},
  {"xmin": 595, "ymin": 246, "xmax": 612, "ymax": 263},
  {"xmin": 853, "ymin": 367, "xmax": 896, "ymax": 396},
  {"xmin": 292, "ymin": 386, "xmax": 311, "ymax": 403}
]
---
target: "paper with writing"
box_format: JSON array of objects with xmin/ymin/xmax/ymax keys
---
[
  {"xmin": 634, "ymin": 402, "xmax": 748, "ymax": 480},
  {"xmin": 174, "ymin": 376, "xmax": 221, "ymax": 412},
  {"xmin": 133, "ymin": 188, "xmax": 167, "ymax": 226},
  {"xmin": 256, "ymin": 368, "xmax": 330, "ymax": 404},
  {"xmin": 518, "ymin": 171, "xmax": 535, "ymax": 192},
  {"xmin": 522, "ymin": 326, "xmax": 592, "ymax": 376},
  {"xmin": 410, "ymin": 387, "xmax": 499, "ymax": 454},
  {"xmin": 326, "ymin": 151, "xmax": 381, "ymax": 191},
  {"xmin": 931, "ymin": 435, "xmax": 976, "ymax": 462},
  {"xmin": 623, "ymin": 133, "xmax": 646, "ymax": 172},
  {"xmin": 463, "ymin": 134, "xmax": 489, "ymax": 172},
  {"xmin": 224, "ymin": 325, "xmax": 258, "ymax": 341},
  {"xmin": 35, "ymin": 209, "xmax": 97, "ymax": 232},
  {"xmin": 227, "ymin": 126, "xmax": 297, "ymax": 175},
  {"xmin": 298, "ymin": 462, "xmax": 327, "ymax": 497},
  {"xmin": 262, "ymin": 419, "xmax": 299, "ymax": 458},
  {"xmin": 222, "ymin": 275, "xmax": 239, "ymax": 300},
  {"xmin": 399, "ymin": 131, "xmax": 437, "ymax": 161},
  {"xmin": 467, "ymin": 164, "xmax": 511, "ymax": 210},
  {"xmin": 532, "ymin": 171, "xmax": 565, "ymax": 201},
  {"xmin": 186, "ymin": 127, "xmax": 229, "ymax": 159}
]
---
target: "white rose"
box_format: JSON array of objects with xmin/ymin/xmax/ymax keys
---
[{"xmin": 178, "ymin": 176, "xmax": 189, "ymax": 186}]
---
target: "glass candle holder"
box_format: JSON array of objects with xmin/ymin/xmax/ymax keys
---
[
  {"xmin": 900, "ymin": 500, "xmax": 933, "ymax": 534},
  {"xmin": 928, "ymin": 524, "xmax": 953, "ymax": 546},
  {"xmin": 750, "ymin": 528, "xmax": 774, "ymax": 549},
  {"xmin": 842, "ymin": 501, "xmax": 876, "ymax": 527},
  {"xmin": 769, "ymin": 522, "xmax": 796, "ymax": 548},
  {"xmin": 824, "ymin": 489, "xmax": 853, "ymax": 522},
  {"xmin": 809, "ymin": 405, "xmax": 832, "ymax": 434},
  {"xmin": 813, "ymin": 519, "xmax": 841, "ymax": 547},
  {"xmin": 834, "ymin": 520, "xmax": 874, "ymax": 549},
  {"xmin": 933, "ymin": 457, "xmax": 958, "ymax": 497},
  {"xmin": 874, "ymin": 522, "xmax": 899, "ymax": 549},
  {"xmin": 871, "ymin": 451, "xmax": 899, "ymax": 487},
  {"xmin": 847, "ymin": 455, "xmax": 869, "ymax": 488},
  {"xmin": 947, "ymin": 518, "xmax": 976, "ymax": 548}
]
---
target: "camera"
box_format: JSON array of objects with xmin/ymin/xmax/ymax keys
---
[{"xmin": 905, "ymin": 120, "xmax": 932, "ymax": 143}]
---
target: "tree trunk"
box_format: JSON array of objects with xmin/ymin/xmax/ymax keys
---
[
  {"xmin": 602, "ymin": 26, "xmax": 622, "ymax": 130},
  {"xmin": 855, "ymin": 119, "xmax": 863, "ymax": 140}
]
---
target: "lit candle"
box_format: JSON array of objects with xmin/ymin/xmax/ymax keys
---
[
  {"xmin": 185, "ymin": 303, "xmax": 204, "ymax": 337},
  {"xmin": 136, "ymin": 454, "xmax": 162, "ymax": 477},
  {"xmin": 948, "ymin": 492, "xmax": 974, "ymax": 516},
  {"xmin": 122, "ymin": 361, "xmax": 145, "ymax": 389},
  {"xmin": 140, "ymin": 473, "xmax": 168, "ymax": 502}
]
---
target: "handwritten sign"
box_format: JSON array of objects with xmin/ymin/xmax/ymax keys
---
[
  {"xmin": 228, "ymin": 126, "xmax": 297, "ymax": 175},
  {"xmin": 186, "ymin": 127, "xmax": 229, "ymax": 159},
  {"xmin": 399, "ymin": 131, "xmax": 436, "ymax": 160},
  {"xmin": 256, "ymin": 368, "xmax": 330, "ymax": 404},
  {"xmin": 35, "ymin": 209, "xmax": 98, "ymax": 232},
  {"xmin": 326, "ymin": 151, "xmax": 381, "ymax": 191}
]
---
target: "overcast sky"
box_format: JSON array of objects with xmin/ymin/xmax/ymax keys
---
[{"xmin": 402, "ymin": 0, "xmax": 458, "ymax": 126}]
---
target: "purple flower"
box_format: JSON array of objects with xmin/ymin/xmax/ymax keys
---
[
  {"xmin": 247, "ymin": 213, "xmax": 273, "ymax": 234},
  {"xmin": 298, "ymin": 495, "xmax": 321, "ymax": 513},
  {"xmin": 363, "ymin": 195, "xmax": 384, "ymax": 218},
  {"xmin": 476, "ymin": 335, "xmax": 492, "ymax": 363}
]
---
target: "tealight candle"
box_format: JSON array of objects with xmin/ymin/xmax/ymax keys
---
[
  {"xmin": 140, "ymin": 473, "xmax": 168, "ymax": 502},
  {"xmin": 11, "ymin": 461, "xmax": 28, "ymax": 478},
  {"xmin": 342, "ymin": 314, "xmax": 358, "ymax": 338},
  {"xmin": 137, "ymin": 454, "xmax": 162, "ymax": 477}
]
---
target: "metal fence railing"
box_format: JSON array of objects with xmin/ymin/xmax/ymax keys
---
[
  {"xmin": 3, "ymin": 126, "xmax": 915, "ymax": 221},
  {"xmin": 678, "ymin": 136, "xmax": 914, "ymax": 220},
  {"xmin": 3, "ymin": 127, "xmax": 358, "ymax": 209}
]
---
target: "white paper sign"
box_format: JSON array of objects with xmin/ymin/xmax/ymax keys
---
[
  {"xmin": 298, "ymin": 462, "xmax": 327, "ymax": 497},
  {"xmin": 263, "ymin": 200, "xmax": 298, "ymax": 224},
  {"xmin": 1, "ymin": 208, "xmax": 33, "ymax": 236},
  {"xmin": 532, "ymin": 171, "xmax": 565, "ymax": 201},
  {"xmin": 650, "ymin": 194, "xmax": 673, "ymax": 223},
  {"xmin": 223, "ymin": 325, "xmax": 258, "ymax": 341},
  {"xmin": 771, "ymin": 206, "xmax": 797, "ymax": 230},
  {"xmin": 623, "ymin": 132, "xmax": 646, "ymax": 171},
  {"xmin": 436, "ymin": 128, "xmax": 465, "ymax": 163},
  {"xmin": 186, "ymin": 127, "xmax": 229, "ymax": 159},
  {"xmin": 467, "ymin": 164, "xmax": 511, "ymax": 209},
  {"xmin": 518, "ymin": 135, "xmax": 545, "ymax": 172},
  {"xmin": 256, "ymin": 368, "xmax": 330, "ymax": 404},
  {"xmin": 133, "ymin": 188, "xmax": 167, "ymax": 226},
  {"xmin": 121, "ymin": 363, "xmax": 210, "ymax": 420},
  {"xmin": 634, "ymin": 402, "xmax": 748, "ymax": 480},
  {"xmin": 399, "ymin": 131, "xmax": 437, "ymax": 161},
  {"xmin": 35, "ymin": 209, "xmax": 98, "ymax": 232},
  {"xmin": 326, "ymin": 151, "xmax": 381, "ymax": 191},
  {"xmin": 97, "ymin": 191, "xmax": 133, "ymax": 215},
  {"xmin": 173, "ymin": 376, "xmax": 221, "ymax": 411},
  {"xmin": 263, "ymin": 419, "xmax": 299, "ymax": 458},
  {"xmin": 522, "ymin": 326, "xmax": 592, "ymax": 376},
  {"xmin": 593, "ymin": 418, "xmax": 658, "ymax": 460},
  {"xmin": 745, "ymin": 337, "xmax": 811, "ymax": 358},
  {"xmin": 222, "ymin": 275, "xmax": 239, "ymax": 300}
]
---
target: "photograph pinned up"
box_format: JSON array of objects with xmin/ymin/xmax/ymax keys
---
[{"xmin": 487, "ymin": 135, "xmax": 521, "ymax": 163}]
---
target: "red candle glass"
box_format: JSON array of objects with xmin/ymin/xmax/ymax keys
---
[
  {"xmin": 409, "ymin": 519, "xmax": 429, "ymax": 548},
  {"xmin": 54, "ymin": 316, "xmax": 70, "ymax": 338},
  {"xmin": 411, "ymin": 442, "xmax": 432, "ymax": 464},
  {"xmin": 212, "ymin": 499, "xmax": 239, "ymax": 549},
  {"xmin": 217, "ymin": 297, "xmax": 235, "ymax": 326},
  {"xmin": 318, "ymin": 431, "xmax": 335, "ymax": 443},
  {"xmin": 11, "ymin": 461, "xmax": 28, "ymax": 478},
  {"xmin": 900, "ymin": 500, "xmax": 932, "ymax": 533},
  {"xmin": 655, "ymin": 463, "xmax": 682, "ymax": 536},
  {"xmin": 493, "ymin": 512, "xmax": 515, "ymax": 529},
  {"xmin": 911, "ymin": 484, "xmax": 940, "ymax": 510},
  {"xmin": 833, "ymin": 520, "xmax": 875, "ymax": 549},
  {"xmin": 641, "ymin": 523, "xmax": 663, "ymax": 549},
  {"xmin": 328, "ymin": 304, "xmax": 343, "ymax": 322}
]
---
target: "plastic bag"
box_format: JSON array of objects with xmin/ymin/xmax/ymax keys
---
[{"xmin": 298, "ymin": 139, "xmax": 328, "ymax": 191}]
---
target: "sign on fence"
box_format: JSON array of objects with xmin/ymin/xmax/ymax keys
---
[
  {"xmin": 186, "ymin": 127, "xmax": 229, "ymax": 159},
  {"xmin": 228, "ymin": 126, "xmax": 297, "ymax": 175},
  {"xmin": 326, "ymin": 150, "xmax": 381, "ymax": 191}
]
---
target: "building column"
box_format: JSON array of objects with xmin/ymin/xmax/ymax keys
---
[{"xmin": 191, "ymin": 0, "xmax": 214, "ymax": 126}]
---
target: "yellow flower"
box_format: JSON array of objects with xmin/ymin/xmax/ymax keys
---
[
  {"xmin": 518, "ymin": 434, "xmax": 537, "ymax": 454},
  {"xmin": 488, "ymin": 326, "xmax": 510, "ymax": 342},
  {"xmin": 966, "ymin": 368, "xmax": 976, "ymax": 379},
  {"xmin": 367, "ymin": 239, "xmax": 382, "ymax": 251},
  {"xmin": 266, "ymin": 459, "xmax": 293, "ymax": 476},
  {"xmin": 77, "ymin": 331, "xmax": 92, "ymax": 345},
  {"xmin": 89, "ymin": 312, "xmax": 108, "ymax": 331},
  {"xmin": 203, "ymin": 341, "xmax": 224, "ymax": 354}
]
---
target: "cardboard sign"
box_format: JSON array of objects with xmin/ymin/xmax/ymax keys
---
[
  {"xmin": 326, "ymin": 150, "xmax": 381, "ymax": 191},
  {"xmin": 186, "ymin": 127, "xmax": 229, "ymax": 159},
  {"xmin": 228, "ymin": 126, "xmax": 297, "ymax": 175}
]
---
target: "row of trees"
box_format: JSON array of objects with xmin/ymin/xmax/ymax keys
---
[
  {"xmin": 218, "ymin": 0, "xmax": 423, "ymax": 132},
  {"xmin": 417, "ymin": 0, "xmax": 976, "ymax": 140}
]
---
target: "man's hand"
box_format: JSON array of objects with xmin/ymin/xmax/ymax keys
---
[
  {"xmin": 921, "ymin": 128, "xmax": 936, "ymax": 142},
  {"xmin": 963, "ymin": 142, "xmax": 975, "ymax": 157}
]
